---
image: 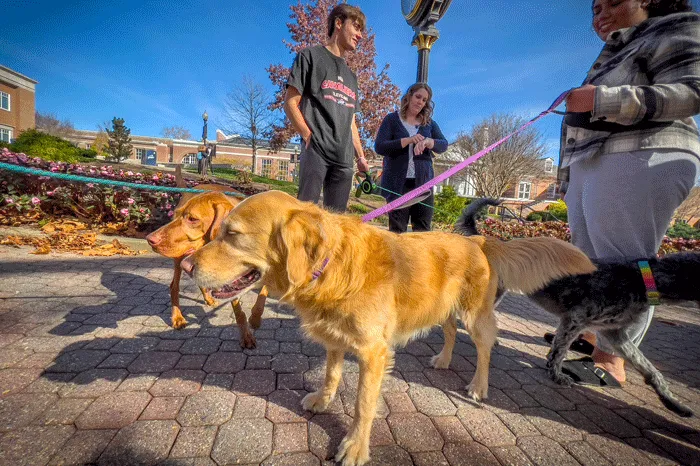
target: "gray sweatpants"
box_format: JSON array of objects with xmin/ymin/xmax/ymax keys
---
[
  {"xmin": 565, "ymin": 149, "xmax": 699, "ymax": 355},
  {"xmin": 297, "ymin": 143, "xmax": 354, "ymax": 213}
]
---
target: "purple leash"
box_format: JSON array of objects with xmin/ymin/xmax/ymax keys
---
[{"xmin": 361, "ymin": 89, "xmax": 571, "ymax": 223}]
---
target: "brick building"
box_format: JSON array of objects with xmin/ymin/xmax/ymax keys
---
[
  {"xmin": 0, "ymin": 65, "xmax": 37, "ymax": 143},
  {"xmin": 69, "ymin": 128, "xmax": 301, "ymax": 182},
  {"xmin": 434, "ymin": 144, "xmax": 560, "ymax": 217}
]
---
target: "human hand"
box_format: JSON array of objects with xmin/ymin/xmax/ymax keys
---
[
  {"xmin": 356, "ymin": 156, "xmax": 369, "ymax": 173},
  {"xmin": 414, "ymin": 137, "xmax": 434, "ymax": 155},
  {"xmin": 566, "ymin": 85, "xmax": 596, "ymax": 113},
  {"xmin": 303, "ymin": 132, "xmax": 312, "ymax": 149}
]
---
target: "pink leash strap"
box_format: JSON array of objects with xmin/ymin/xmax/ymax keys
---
[{"xmin": 361, "ymin": 89, "xmax": 571, "ymax": 223}]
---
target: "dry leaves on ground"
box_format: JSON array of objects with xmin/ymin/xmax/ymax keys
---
[{"xmin": 0, "ymin": 220, "xmax": 148, "ymax": 256}]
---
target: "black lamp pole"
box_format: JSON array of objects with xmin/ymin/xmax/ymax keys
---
[{"xmin": 402, "ymin": 0, "xmax": 452, "ymax": 83}]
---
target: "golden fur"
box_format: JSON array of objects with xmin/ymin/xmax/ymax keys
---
[
  {"xmin": 180, "ymin": 190, "xmax": 595, "ymax": 466},
  {"xmin": 146, "ymin": 190, "xmax": 267, "ymax": 348}
]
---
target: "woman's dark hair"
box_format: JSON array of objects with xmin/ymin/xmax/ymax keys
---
[{"xmin": 646, "ymin": 0, "xmax": 694, "ymax": 17}]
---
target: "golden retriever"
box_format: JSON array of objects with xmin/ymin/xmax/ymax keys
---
[
  {"xmin": 146, "ymin": 191, "xmax": 267, "ymax": 348},
  {"xmin": 180, "ymin": 190, "xmax": 595, "ymax": 466}
]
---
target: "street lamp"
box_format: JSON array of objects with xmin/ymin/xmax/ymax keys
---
[
  {"xmin": 202, "ymin": 111, "xmax": 209, "ymax": 146},
  {"xmin": 402, "ymin": 0, "xmax": 452, "ymax": 83}
]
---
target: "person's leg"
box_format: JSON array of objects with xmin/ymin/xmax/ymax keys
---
[
  {"xmin": 322, "ymin": 164, "xmax": 354, "ymax": 212},
  {"xmin": 297, "ymin": 145, "xmax": 327, "ymax": 204},
  {"xmin": 580, "ymin": 150, "xmax": 699, "ymax": 381},
  {"xmin": 388, "ymin": 179, "xmax": 412, "ymax": 233},
  {"xmin": 409, "ymin": 189, "xmax": 434, "ymax": 232}
]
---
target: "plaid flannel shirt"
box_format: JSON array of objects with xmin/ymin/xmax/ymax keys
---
[{"xmin": 558, "ymin": 12, "xmax": 700, "ymax": 189}]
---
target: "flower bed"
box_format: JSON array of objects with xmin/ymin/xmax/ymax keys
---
[
  {"xmin": 0, "ymin": 149, "xmax": 258, "ymax": 235},
  {"xmin": 465, "ymin": 218, "xmax": 700, "ymax": 255}
]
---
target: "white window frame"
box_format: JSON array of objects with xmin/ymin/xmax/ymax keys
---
[
  {"xmin": 182, "ymin": 153, "xmax": 197, "ymax": 165},
  {"xmin": 0, "ymin": 127, "xmax": 12, "ymax": 143},
  {"xmin": 518, "ymin": 181, "xmax": 532, "ymax": 200},
  {"xmin": 544, "ymin": 158, "xmax": 553, "ymax": 173},
  {"xmin": 261, "ymin": 159, "xmax": 273, "ymax": 178},
  {"xmin": 277, "ymin": 160, "xmax": 289, "ymax": 181},
  {"xmin": 0, "ymin": 92, "xmax": 9, "ymax": 112},
  {"xmin": 135, "ymin": 148, "xmax": 147, "ymax": 160}
]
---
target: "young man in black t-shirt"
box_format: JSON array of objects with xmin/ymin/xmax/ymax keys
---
[{"xmin": 284, "ymin": 3, "xmax": 370, "ymax": 212}]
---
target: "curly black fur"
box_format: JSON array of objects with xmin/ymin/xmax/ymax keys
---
[{"xmin": 455, "ymin": 199, "xmax": 696, "ymax": 417}]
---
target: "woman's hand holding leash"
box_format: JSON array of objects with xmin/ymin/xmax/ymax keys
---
[{"xmin": 566, "ymin": 85, "xmax": 596, "ymax": 113}]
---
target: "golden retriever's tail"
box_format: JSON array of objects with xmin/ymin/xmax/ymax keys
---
[{"xmin": 482, "ymin": 237, "xmax": 596, "ymax": 294}]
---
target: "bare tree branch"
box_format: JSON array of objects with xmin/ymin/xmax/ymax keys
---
[
  {"xmin": 438, "ymin": 114, "xmax": 547, "ymax": 198},
  {"xmin": 221, "ymin": 76, "xmax": 275, "ymax": 174}
]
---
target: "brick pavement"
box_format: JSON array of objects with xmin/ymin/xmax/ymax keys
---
[{"xmin": 0, "ymin": 244, "xmax": 699, "ymax": 465}]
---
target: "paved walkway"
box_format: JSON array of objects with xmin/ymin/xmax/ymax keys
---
[{"xmin": 0, "ymin": 244, "xmax": 699, "ymax": 466}]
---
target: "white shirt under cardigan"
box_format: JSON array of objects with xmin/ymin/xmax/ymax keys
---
[{"xmin": 399, "ymin": 118, "xmax": 419, "ymax": 179}]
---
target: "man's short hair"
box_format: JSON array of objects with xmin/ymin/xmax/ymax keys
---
[{"xmin": 327, "ymin": 4, "xmax": 366, "ymax": 38}]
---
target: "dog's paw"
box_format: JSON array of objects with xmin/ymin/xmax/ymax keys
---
[
  {"xmin": 466, "ymin": 382, "xmax": 488, "ymax": 402},
  {"xmin": 172, "ymin": 315, "xmax": 188, "ymax": 330},
  {"xmin": 548, "ymin": 367, "xmax": 574, "ymax": 387},
  {"xmin": 301, "ymin": 391, "xmax": 331, "ymax": 413},
  {"xmin": 430, "ymin": 353, "xmax": 450, "ymax": 369},
  {"xmin": 239, "ymin": 331, "xmax": 257, "ymax": 349},
  {"xmin": 204, "ymin": 296, "xmax": 218, "ymax": 307},
  {"xmin": 335, "ymin": 434, "xmax": 370, "ymax": 466},
  {"xmin": 248, "ymin": 313, "xmax": 262, "ymax": 330}
]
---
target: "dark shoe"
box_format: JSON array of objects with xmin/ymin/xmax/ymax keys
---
[
  {"xmin": 561, "ymin": 357, "xmax": 622, "ymax": 388},
  {"xmin": 544, "ymin": 332, "xmax": 595, "ymax": 355}
]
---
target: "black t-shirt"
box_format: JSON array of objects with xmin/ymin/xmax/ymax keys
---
[{"xmin": 286, "ymin": 45, "xmax": 358, "ymax": 167}]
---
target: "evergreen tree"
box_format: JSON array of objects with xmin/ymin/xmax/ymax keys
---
[{"xmin": 106, "ymin": 117, "xmax": 134, "ymax": 163}]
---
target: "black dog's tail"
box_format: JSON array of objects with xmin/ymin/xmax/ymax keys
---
[{"xmin": 455, "ymin": 198, "xmax": 501, "ymax": 236}]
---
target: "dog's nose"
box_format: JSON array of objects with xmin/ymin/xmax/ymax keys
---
[
  {"xmin": 146, "ymin": 233, "xmax": 160, "ymax": 247},
  {"xmin": 181, "ymin": 256, "xmax": 195, "ymax": 276}
]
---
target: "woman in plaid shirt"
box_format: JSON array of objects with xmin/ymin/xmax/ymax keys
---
[{"xmin": 555, "ymin": 0, "xmax": 700, "ymax": 386}]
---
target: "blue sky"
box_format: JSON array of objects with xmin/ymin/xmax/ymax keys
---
[{"xmin": 3, "ymin": 0, "xmax": 699, "ymax": 162}]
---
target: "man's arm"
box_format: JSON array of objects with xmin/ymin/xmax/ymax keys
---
[
  {"xmin": 283, "ymin": 87, "xmax": 312, "ymax": 147},
  {"xmin": 351, "ymin": 116, "xmax": 369, "ymax": 172}
]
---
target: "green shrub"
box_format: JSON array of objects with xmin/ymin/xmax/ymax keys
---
[
  {"xmin": 433, "ymin": 186, "xmax": 471, "ymax": 225},
  {"xmin": 667, "ymin": 221, "xmax": 700, "ymax": 240},
  {"xmin": 527, "ymin": 212, "xmax": 544, "ymax": 221},
  {"xmin": 546, "ymin": 199, "xmax": 568, "ymax": 222},
  {"xmin": 8, "ymin": 129, "xmax": 85, "ymax": 163}
]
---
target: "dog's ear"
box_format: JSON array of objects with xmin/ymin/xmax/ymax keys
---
[
  {"xmin": 206, "ymin": 198, "xmax": 234, "ymax": 241},
  {"xmin": 279, "ymin": 209, "xmax": 326, "ymax": 288}
]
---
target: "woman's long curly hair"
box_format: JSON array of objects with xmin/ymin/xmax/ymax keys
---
[
  {"xmin": 399, "ymin": 83, "xmax": 434, "ymax": 127},
  {"xmin": 646, "ymin": 0, "xmax": 694, "ymax": 17}
]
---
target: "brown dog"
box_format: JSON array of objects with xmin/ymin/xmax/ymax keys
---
[
  {"xmin": 180, "ymin": 191, "xmax": 595, "ymax": 466},
  {"xmin": 146, "ymin": 189, "xmax": 267, "ymax": 348}
]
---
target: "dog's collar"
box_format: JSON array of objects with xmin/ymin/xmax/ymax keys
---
[
  {"xmin": 638, "ymin": 260, "xmax": 660, "ymax": 305},
  {"xmin": 311, "ymin": 258, "xmax": 330, "ymax": 281}
]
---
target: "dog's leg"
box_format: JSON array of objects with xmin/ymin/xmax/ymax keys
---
[
  {"xmin": 431, "ymin": 314, "xmax": 457, "ymax": 369},
  {"xmin": 547, "ymin": 318, "xmax": 585, "ymax": 386},
  {"xmin": 464, "ymin": 309, "xmax": 497, "ymax": 401},
  {"xmin": 170, "ymin": 259, "xmax": 188, "ymax": 329},
  {"xmin": 336, "ymin": 343, "xmax": 389, "ymax": 466},
  {"xmin": 600, "ymin": 329, "xmax": 693, "ymax": 417},
  {"xmin": 200, "ymin": 287, "xmax": 217, "ymax": 307},
  {"xmin": 302, "ymin": 349, "xmax": 345, "ymax": 413},
  {"xmin": 249, "ymin": 286, "xmax": 268, "ymax": 330},
  {"xmin": 232, "ymin": 298, "xmax": 256, "ymax": 349}
]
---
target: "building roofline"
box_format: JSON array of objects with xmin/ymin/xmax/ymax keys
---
[{"xmin": 0, "ymin": 65, "xmax": 38, "ymax": 84}]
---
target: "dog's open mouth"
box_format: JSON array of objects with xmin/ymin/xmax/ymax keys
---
[{"xmin": 211, "ymin": 269, "xmax": 262, "ymax": 299}]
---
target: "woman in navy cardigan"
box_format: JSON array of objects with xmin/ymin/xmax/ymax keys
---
[{"xmin": 374, "ymin": 83, "xmax": 448, "ymax": 233}]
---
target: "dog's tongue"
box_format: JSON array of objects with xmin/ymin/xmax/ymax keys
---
[{"xmin": 212, "ymin": 270, "xmax": 260, "ymax": 298}]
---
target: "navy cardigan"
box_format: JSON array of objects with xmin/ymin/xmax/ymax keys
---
[{"xmin": 374, "ymin": 112, "xmax": 448, "ymax": 202}]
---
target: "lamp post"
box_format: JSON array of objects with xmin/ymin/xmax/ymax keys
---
[
  {"xmin": 201, "ymin": 111, "xmax": 209, "ymax": 180},
  {"xmin": 402, "ymin": 0, "xmax": 452, "ymax": 83}
]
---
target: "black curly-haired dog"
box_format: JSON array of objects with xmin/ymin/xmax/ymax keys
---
[{"xmin": 451, "ymin": 198, "xmax": 696, "ymax": 417}]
